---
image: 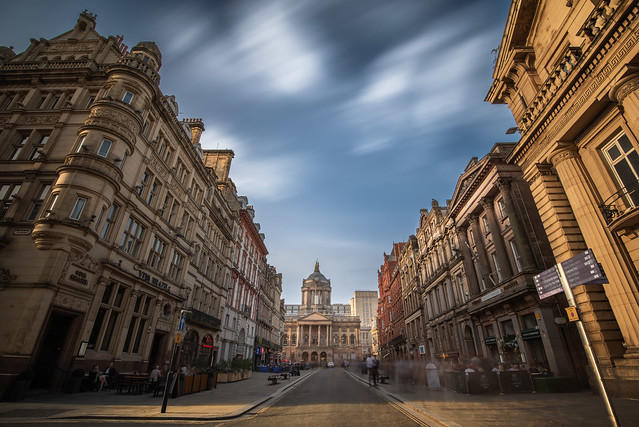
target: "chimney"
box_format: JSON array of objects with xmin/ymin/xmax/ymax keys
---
[{"xmin": 202, "ymin": 149, "xmax": 234, "ymax": 182}]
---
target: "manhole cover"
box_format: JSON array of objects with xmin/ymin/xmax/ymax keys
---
[{"xmin": 0, "ymin": 408, "xmax": 70, "ymax": 418}]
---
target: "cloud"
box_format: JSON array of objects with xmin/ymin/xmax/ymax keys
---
[
  {"xmin": 341, "ymin": 5, "xmax": 498, "ymax": 155},
  {"xmin": 181, "ymin": 1, "xmax": 326, "ymax": 97},
  {"xmin": 231, "ymin": 151, "xmax": 310, "ymax": 202}
]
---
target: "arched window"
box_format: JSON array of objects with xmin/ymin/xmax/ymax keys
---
[
  {"xmin": 341, "ymin": 334, "xmax": 347, "ymax": 345},
  {"xmin": 283, "ymin": 334, "xmax": 289, "ymax": 345},
  {"xmin": 292, "ymin": 334, "xmax": 297, "ymax": 345},
  {"xmin": 350, "ymin": 334, "xmax": 356, "ymax": 345}
]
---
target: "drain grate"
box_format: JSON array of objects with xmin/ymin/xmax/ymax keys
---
[{"xmin": 0, "ymin": 408, "xmax": 70, "ymax": 419}]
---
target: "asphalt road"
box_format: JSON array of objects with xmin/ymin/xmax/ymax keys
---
[{"xmin": 224, "ymin": 368, "xmax": 424, "ymax": 427}]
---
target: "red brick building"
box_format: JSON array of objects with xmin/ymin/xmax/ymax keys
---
[{"xmin": 377, "ymin": 242, "xmax": 406, "ymax": 360}]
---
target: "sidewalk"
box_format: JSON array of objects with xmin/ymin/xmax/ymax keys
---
[
  {"xmin": 0, "ymin": 370, "xmax": 313, "ymax": 422},
  {"xmin": 347, "ymin": 369, "xmax": 639, "ymax": 426}
]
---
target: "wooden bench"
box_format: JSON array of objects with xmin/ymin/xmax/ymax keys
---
[{"xmin": 268, "ymin": 375, "xmax": 279, "ymax": 385}]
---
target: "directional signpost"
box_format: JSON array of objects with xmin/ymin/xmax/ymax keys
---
[
  {"xmin": 161, "ymin": 311, "xmax": 190, "ymax": 414},
  {"xmin": 534, "ymin": 249, "xmax": 618, "ymax": 426}
]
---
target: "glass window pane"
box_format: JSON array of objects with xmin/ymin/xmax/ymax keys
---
[
  {"xmin": 98, "ymin": 139, "xmax": 112, "ymax": 157},
  {"xmin": 88, "ymin": 307, "xmax": 106, "ymax": 350},
  {"xmin": 100, "ymin": 311, "xmax": 120, "ymax": 351},
  {"xmin": 619, "ymin": 134, "xmax": 633, "ymax": 152},
  {"xmin": 607, "ymin": 145, "xmax": 621, "ymax": 161}
]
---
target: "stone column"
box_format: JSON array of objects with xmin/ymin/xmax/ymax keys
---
[
  {"xmin": 469, "ymin": 215, "xmax": 492, "ymax": 287},
  {"xmin": 456, "ymin": 227, "xmax": 480, "ymax": 296},
  {"xmin": 497, "ymin": 177, "xmax": 538, "ymax": 271},
  {"xmin": 481, "ymin": 197, "xmax": 513, "ymax": 278},
  {"xmin": 551, "ymin": 145, "xmax": 638, "ymax": 356}
]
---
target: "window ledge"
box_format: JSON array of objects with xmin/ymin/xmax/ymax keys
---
[{"xmin": 608, "ymin": 206, "xmax": 639, "ymax": 236}]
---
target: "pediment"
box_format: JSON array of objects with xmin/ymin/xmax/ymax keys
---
[{"xmin": 299, "ymin": 313, "xmax": 331, "ymax": 322}]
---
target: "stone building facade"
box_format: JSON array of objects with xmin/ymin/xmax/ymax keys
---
[
  {"xmin": 487, "ymin": 0, "xmax": 639, "ymax": 396},
  {"xmin": 0, "ymin": 12, "xmax": 278, "ymax": 399},
  {"xmin": 282, "ymin": 262, "xmax": 363, "ymax": 366},
  {"xmin": 350, "ymin": 290, "xmax": 378, "ymax": 357},
  {"xmin": 254, "ymin": 265, "xmax": 283, "ymax": 368}
]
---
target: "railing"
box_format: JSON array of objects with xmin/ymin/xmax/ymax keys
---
[
  {"xmin": 599, "ymin": 181, "xmax": 639, "ymax": 225},
  {"xmin": 187, "ymin": 308, "xmax": 222, "ymax": 330}
]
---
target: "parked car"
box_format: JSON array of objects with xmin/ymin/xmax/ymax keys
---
[{"xmin": 327, "ymin": 361, "xmax": 335, "ymax": 368}]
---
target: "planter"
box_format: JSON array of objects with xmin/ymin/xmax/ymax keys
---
[
  {"xmin": 533, "ymin": 376, "xmax": 579, "ymax": 393},
  {"xmin": 217, "ymin": 372, "xmax": 228, "ymax": 383},
  {"xmin": 206, "ymin": 372, "xmax": 217, "ymax": 390},
  {"xmin": 182, "ymin": 374, "xmax": 193, "ymax": 394},
  {"xmin": 199, "ymin": 373, "xmax": 207, "ymax": 391},
  {"xmin": 244, "ymin": 370, "xmax": 252, "ymax": 379}
]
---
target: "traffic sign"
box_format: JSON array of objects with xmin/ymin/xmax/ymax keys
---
[
  {"xmin": 174, "ymin": 333, "xmax": 183, "ymax": 344},
  {"xmin": 533, "ymin": 266, "xmax": 563, "ymax": 299},
  {"xmin": 178, "ymin": 315, "xmax": 186, "ymax": 331},
  {"xmin": 565, "ymin": 307, "xmax": 579, "ymax": 322}
]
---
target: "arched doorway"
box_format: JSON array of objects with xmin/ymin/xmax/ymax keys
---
[
  {"xmin": 200, "ymin": 334, "xmax": 214, "ymax": 366},
  {"xmin": 320, "ymin": 351, "xmax": 327, "ymax": 366},
  {"xmin": 302, "ymin": 351, "xmax": 309, "ymax": 362}
]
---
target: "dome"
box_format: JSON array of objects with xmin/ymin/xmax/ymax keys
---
[{"xmin": 303, "ymin": 261, "xmax": 330, "ymax": 287}]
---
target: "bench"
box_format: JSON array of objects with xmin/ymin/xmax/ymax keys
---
[
  {"xmin": 279, "ymin": 372, "xmax": 290, "ymax": 380},
  {"xmin": 379, "ymin": 374, "xmax": 389, "ymax": 384},
  {"xmin": 268, "ymin": 375, "xmax": 279, "ymax": 385}
]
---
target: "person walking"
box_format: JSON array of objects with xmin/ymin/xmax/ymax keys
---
[{"xmin": 370, "ymin": 355, "xmax": 379, "ymax": 387}]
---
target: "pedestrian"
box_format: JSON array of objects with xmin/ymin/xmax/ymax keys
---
[
  {"xmin": 371, "ymin": 355, "xmax": 379, "ymax": 386},
  {"xmin": 464, "ymin": 364, "xmax": 476, "ymax": 373},
  {"xmin": 99, "ymin": 361, "xmax": 117, "ymax": 391}
]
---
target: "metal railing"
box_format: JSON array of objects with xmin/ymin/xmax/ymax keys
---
[{"xmin": 599, "ymin": 181, "xmax": 639, "ymax": 225}]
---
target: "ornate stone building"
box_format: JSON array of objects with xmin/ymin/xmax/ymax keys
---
[
  {"xmin": 487, "ymin": 0, "xmax": 639, "ymax": 396},
  {"xmin": 254, "ymin": 265, "xmax": 283, "ymax": 368},
  {"xmin": 282, "ymin": 262, "xmax": 363, "ymax": 366},
  {"xmin": 0, "ymin": 12, "xmax": 277, "ymax": 398}
]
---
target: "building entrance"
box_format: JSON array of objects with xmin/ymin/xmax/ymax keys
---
[{"xmin": 31, "ymin": 311, "xmax": 75, "ymax": 389}]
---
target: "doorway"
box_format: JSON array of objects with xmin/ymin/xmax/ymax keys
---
[
  {"xmin": 31, "ymin": 311, "xmax": 75, "ymax": 389},
  {"xmin": 147, "ymin": 332, "xmax": 167, "ymax": 370}
]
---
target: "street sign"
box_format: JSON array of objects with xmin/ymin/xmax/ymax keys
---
[
  {"xmin": 178, "ymin": 315, "xmax": 186, "ymax": 331},
  {"xmin": 174, "ymin": 334, "xmax": 182, "ymax": 344},
  {"xmin": 533, "ymin": 267, "xmax": 563, "ymax": 299},
  {"xmin": 565, "ymin": 307, "xmax": 579, "ymax": 322},
  {"xmin": 561, "ymin": 249, "xmax": 607, "ymax": 287},
  {"xmin": 534, "ymin": 249, "xmax": 608, "ymax": 299}
]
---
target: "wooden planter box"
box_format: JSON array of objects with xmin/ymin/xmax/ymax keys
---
[
  {"xmin": 199, "ymin": 373, "xmax": 207, "ymax": 390},
  {"xmin": 182, "ymin": 375, "xmax": 193, "ymax": 395},
  {"xmin": 217, "ymin": 372, "xmax": 228, "ymax": 383}
]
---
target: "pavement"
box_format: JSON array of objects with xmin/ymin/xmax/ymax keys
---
[{"xmin": 0, "ymin": 368, "xmax": 637, "ymax": 426}]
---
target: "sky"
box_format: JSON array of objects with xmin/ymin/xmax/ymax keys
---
[{"xmin": 1, "ymin": 0, "xmax": 519, "ymax": 304}]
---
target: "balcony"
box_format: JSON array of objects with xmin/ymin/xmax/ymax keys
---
[
  {"xmin": 599, "ymin": 181, "xmax": 639, "ymax": 233},
  {"xmin": 187, "ymin": 308, "xmax": 221, "ymax": 331}
]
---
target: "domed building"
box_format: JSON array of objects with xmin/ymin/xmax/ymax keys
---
[{"xmin": 282, "ymin": 262, "xmax": 363, "ymax": 367}]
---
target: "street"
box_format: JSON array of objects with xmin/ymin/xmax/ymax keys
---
[{"xmin": 225, "ymin": 368, "xmax": 424, "ymax": 427}]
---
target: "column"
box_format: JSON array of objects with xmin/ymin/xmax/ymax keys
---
[
  {"xmin": 497, "ymin": 177, "xmax": 538, "ymax": 271},
  {"xmin": 551, "ymin": 144, "xmax": 639, "ymax": 356},
  {"xmin": 456, "ymin": 227, "xmax": 481, "ymax": 296},
  {"xmin": 469, "ymin": 215, "xmax": 492, "ymax": 287},
  {"xmin": 481, "ymin": 197, "xmax": 513, "ymax": 278}
]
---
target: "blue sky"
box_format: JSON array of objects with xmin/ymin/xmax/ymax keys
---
[{"xmin": 1, "ymin": 0, "xmax": 519, "ymax": 304}]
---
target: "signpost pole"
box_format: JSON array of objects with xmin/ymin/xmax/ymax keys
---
[{"xmin": 556, "ymin": 263, "xmax": 619, "ymax": 427}]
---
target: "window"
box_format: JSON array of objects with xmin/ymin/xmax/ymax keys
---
[
  {"xmin": 168, "ymin": 199, "xmax": 179, "ymax": 226},
  {"xmin": 26, "ymin": 184, "xmax": 51, "ymax": 221},
  {"xmin": 123, "ymin": 293, "xmax": 153, "ymax": 354},
  {"xmin": 97, "ymin": 139, "xmax": 112, "ymax": 157},
  {"xmin": 510, "ymin": 240, "xmax": 523, "ymax": 273},
  {"xmin": 491, "ymin": 253, "xmax": 502, "ymax": 282},
  {"xmin": 482, "ymin": 215, "xmax": 490, "ymax": 234},
  {"xmin": 147, "ymin": 179, "xmax": 160, "ymax": 206},
  {"xmin": 137, "ymin": 170, "xmax": 151, "ymax": 196},
  {"xmin": 603, "ymin": 132, "xmax": 639, "ymax": 206},
  {"xmin": 76, "ymin": 136, "xmax": 87, "ymax": 153},
  {"xmin": 49, "ymin": 96, "xmax": 60, "ymax": 109},
  {"xmin": 117, "ymin": 152, "xmax": 126, "ymax": 169},
  {"xmin": 147, "ymin": 235, "xmax": 167, "ymax": 271},
  {"xmin": 45, "ymin": 193, "xmax": 59, "ymax": 217},
  {"xmin": 122, "ymin": 91, "xmax": 134, "ymax": 105},
  {"xmin": 497, "ymin": 198, "xmax": 507, "ymax": 219},
  {"xmin": 85, "ymin": 96, "xmax": 95, "ymax": 109},
  {"xmin": 69, "ymin": 197, "xmax": 87, "ymax": 220},
  {"xmin": 9, "ymin": 133, "xmax": 28, "ymax": 160},
  {"xmin": 28, "ymin": 133, "xmax": 50, "ymax": 160},
  {"xmin": 100, "ymin": 203, "xmax": 118, "ymax": 239},
  {"xmin": 168, "ymin": 250, "xmax": 184, "ymax": 280},
  {"xmin": 87, "ymin": 281, "xmax": 127, "ymax": 351},
  {"xmin": 0, "ymin": 184, "xmax": 21, "ymax": 220},
  {"xmin": 120, "ymin": 216, "xmax": 146, "ymax": 257}
]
